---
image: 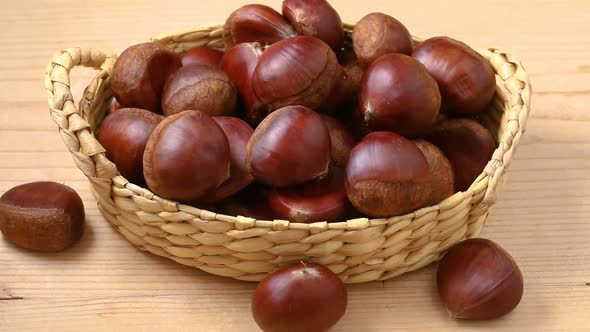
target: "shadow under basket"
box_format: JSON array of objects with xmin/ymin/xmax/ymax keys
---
[{"xmin": 44, "ymin": 23, "xmax": 532, "ymax": 283}]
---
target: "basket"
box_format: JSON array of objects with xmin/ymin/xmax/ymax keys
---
[{"xmin": 44, "ymin": 23, "xmax": 532, "ymax": 283}]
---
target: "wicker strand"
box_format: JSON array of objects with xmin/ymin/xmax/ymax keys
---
[{"xmin": 45, "ymin": 25, "xmax": 532, "ymax": 283}]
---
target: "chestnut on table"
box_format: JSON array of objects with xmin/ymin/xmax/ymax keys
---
[
  {"xmin": 437, "ymin": 238, "xmax": 524, "ymax": 320},
  {"xmin": 252, "ymin": 262, "xmax": 348, "ymax": 332},
  {"xmin": 0, "ymin": 182, "xmax": 85, "ymax": 252}
]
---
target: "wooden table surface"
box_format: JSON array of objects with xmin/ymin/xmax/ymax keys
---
[{"xmin": 1, "ymin": 0, "xmax": 589, "ymax": 331}]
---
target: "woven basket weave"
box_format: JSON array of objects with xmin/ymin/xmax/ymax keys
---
[{"xmin": 44, "ymin": 23, "xmax": 532, "ymax": 283}]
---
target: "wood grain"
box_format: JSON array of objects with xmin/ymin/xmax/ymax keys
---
[{"xmin": 1, "ymin": 0, "xmax": 589, "ymax": 331}]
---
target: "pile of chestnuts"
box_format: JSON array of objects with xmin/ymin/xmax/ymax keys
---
[
  {"xmin": 0, "ymin": 1, "xmax": 524, "ymax": 331},
  {"xmin": 100, "ymin": 0, "xmax": 498, "ymax": 221}
]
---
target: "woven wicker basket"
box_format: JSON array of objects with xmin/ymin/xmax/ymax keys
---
[{"xmin": 44, "ymin": 23, "xmax": 531, "ymax": 283}]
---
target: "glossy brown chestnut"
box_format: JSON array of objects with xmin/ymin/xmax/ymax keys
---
[
  {"xmin": 321, "ymin": 115, "xmax": 356, "ymax": 167},
  {"xmin": 112, "ymin": 42, "xmax": 181, "ymax": 113},
  {"xmin": 269, "ymin": 167, "xmax": 349, "ymax": 223},
  {"xmin": 414, "ymin": 140, "xmax": 455, "ymax": 205},
  {"xmin": 98, "ymin": 108, "xmax": 163, "ymax": 184},
  {"xmin": 246, "ymin": 105, "xmax": 331, "ymax": 187},
  {"xmin": 345, "ymin": 131, "xmax": 431, "ymax": 217},
  {"xmin": 359, "ymin": 53, "xmax": 441, "ymax": 137},
  {"xmin": 343, "ymin": 59, "xmax": 365, "ymax": 95},
  {"xmin": 352, "ymin": 12, "xmax": 413, "ymax": 66},
  {"xmin": 252, "ymin": 36, "xmax": 340, "ymax": 113},
  {"xmin": 428, "ymin": 119, "xmax": 496, "ymax": 192},
  {"xmin": 252, "ymin": 261, "xmax": 348, "ymax": 332},
  {"xmin": 437, "ymin": 238, "xmax": 524, "ymax": 320},
  {"xmin": 318, "ymin": 65, "xmax": 354, "ymax": 113},
  {"xmin": 413, "ymin": 36, "xmax": 496, "ymax": 116},
  {"xmin": 219, "ymin": 184, "xmax": 275, "ymax": 220},
  {"xmin": 0, "ymin": 182, "xmax": 84, "ymax": 252},
  {"xmin": 336, "ymin": 104, "xmax": 370, "ymax": 141},
  {"xmin": 162, "ymin": 64, "xmax": 238, "ymax": 117},
  {"xmin": 181, "ymin": 47, "xmax": 224, "ymax": 67},
  {"xmin": 223, "ymin": 4, "xmax": 295, "ymax": 48},
  {"xmin": 143, "ymin": 110, "xmax": 230, "ymax": 202},
  {"xmin": 282, "ymin": 0, "xmax": 344, "ymax": 51},
  {"xmin": 201, "ymin": 117, "xmax": 255, "ymax": 203},
  {"xmin": 107, "ymin": 96, "xmax": 123, "ymax": 114},
  {"xmin": 220, "ymin": 42, "xmax": 266, "ymax": 125}
]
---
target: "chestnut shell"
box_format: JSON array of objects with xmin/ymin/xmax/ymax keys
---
[
  {"xmin": 412, "ymin": 36, "xmax": 496, "ymax": 116},
  {"xmin": 252, "ymin": 262, "xmax": 348, "ymax": 332},
  {"xmin": 181, "ymin": 47, "xmax": 224, "ymax": 67},
  {"xmin": 98, "ymin": 108, "xmax": 163, "ymax": 184},
  {"xmin": 252, "ymin": 36, "xmax": 340, "ymax": 113},
  {"xmin": 162, "ymin": 64, "xmax": 238, "ymax": 117},
  {"xmin": 112, "ymin": 42, "xmax": 181, "ymax": 113},
  {"xmin": 223, "ymin": 4, "xmax": 295, "ymax": 48},
  {"xmin": 269, "ymin": 167, "xmax": 349, "ymax": 223},
  {"xmin": 428, "ymin": 119, "xmax": 496, "ymax": 192},
  {"xmin": 437, "ymin": 238, "xmax": 524, "ymax": 320},
  {"xmin": 220, "ymin": 42, "xmax": 266, "ymax": 125},
  {"xmin": 352, "ymin": 12, "xmax": 413, "ymax": 65},
  {"xmin": 359, "ymin": 53, "xmax": 441, "ymax": 138},
  {"xmin": 282, "ymin": 0, "xmax": 344, "ymax": 51},
  {"xmin": 203, "ymin": 117, "xmax": 254, "ymax": 203},
  {"xmin": 246, "ymin": 105, "xmax": 331, "ymax": 187},
  {"xmin": 0, "ymin": 182, "xmax": 85, "ymax": 252},
  {"xmin": 143, "ymin": 110, "xmax": 230, "ymax": 202},
  {"xmin": 415, "ymin": 140, "xmax": 455, "ymax": 205},
  {"xmin": 321, "ymin": 115, "xmax": 356, "ymax": 167},
  {"xmin": 345, "ymin": 131, "xmax": 431, "ymax": 217}
]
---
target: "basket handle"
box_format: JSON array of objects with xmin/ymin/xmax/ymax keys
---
[
  {"xmin": 479, "ymin": 48, "xmax": 532, "ymax": 207},
  {"xmin": 45, "ymin": 48, "xmax": 118, "ymax": 183}
]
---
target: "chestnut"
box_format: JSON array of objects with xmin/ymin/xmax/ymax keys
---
[
  {"xmin": 321, "ymin": 115, "xmax": 356, "ymax": 167},
  {"xmin": 107, "ymin": 96, "xmax": 123, "ymax": 114},
  {"xmin": 112, "ymin": 42, "xmax": 181, "ymax": 113},
  {"xmin": 412, "ymin": 36, "xmax": 496, "ymax": 116},
  {"xmin": 359, "ymin": 53, "xmax": 441, "ymax": 138},
  {"xmin": 318, "ymin": 65, "xmax": 354, "ymax": 113},
  {"xmin": 252, "ymin": 36, "xmax": 340, "ymax": 113},
  {"xmin": 98, "ymin": 108, "xmax": 163, "ymax": 184},
  {"xmin": 252, "ymin": 261, "xmax": 348, "ymax": 332},
  {"xmin": 343, "ymin": 58, "xmax": 365, "ymax": 95},
  {"xmin": 246, "ymin": 105, "xmax": 331, "ymax": 187},
  {"xmin": 0, "ymin": 182, "xmax": 84, "ymax": 252},
  {"xmin": 282, "ymin": 0, "xmax": 344, "ymax": 51},
  {"xmin": 414, "ymin": 140, "xmax": 455, "ymax": 205},
  {"xmin": 181, "ymin": 47, "xmax": 224, "ymax": 67},
  {"xmin": 336, "ymin": 104, "xmax": 370, "ymax": 141},
  {"xmin": 427, "ymin": 119, "xmax": 496, "ymax": 192},
  {"xmin": 223, "ymin": 4, "xmax": 295, "ymax": 48},
  {"xmin": 345, "ymin": 131, "xmax": 431, "ymax": 217},
  {"xmin": 201, "ymin": 117, "xmax": 255, "ymax": 203},
  {"xmin": 269, "ymin": 167, "xmax": 349, "ymax": 223},
  {"xmin": 219, "ymin": 184, "xmax": 275, "ymax": 220},
  {"xmin": 437, "ymin": 238, "xmax": 524, "ymax": 320},
  {"xmin": 162, "ymin": 64, "xmax": 238, "ymax": 117},
  {"xmin": 143, "ymin": 110, "xmax": 230, "ymax": 202},
  {"xmin": 220, "ymin": 42, "xmax": 266, "ymax": 125},
  {"xmin": 352, "ymin": 13, "xmax": 413, "ymax": 66},
  {"xmin": 336, "ymin": 48, "xmax": 364, "ymax": 102}
]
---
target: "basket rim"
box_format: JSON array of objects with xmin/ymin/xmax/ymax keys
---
[{"xmin": 46, "ymin": 23, "xmax": 533, "ymax": 233}]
